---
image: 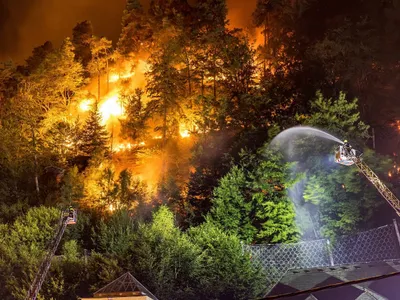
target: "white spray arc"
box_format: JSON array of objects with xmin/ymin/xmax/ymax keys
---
[
  {"xmin": 268, "ymin": 126, "xmax": 344, "ymax": 240},
  {"xmin": 271, "ymin": 126, "xmax": 343, "ymax": 146}
]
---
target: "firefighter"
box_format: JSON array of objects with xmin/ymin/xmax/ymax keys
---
[
  {"xmin": 68, "ymin": 206, "xmax": 74, "ymax": 218},
  {"xmin": 343, "ymin": 140, "xmax": 352, "ymax": 155}
]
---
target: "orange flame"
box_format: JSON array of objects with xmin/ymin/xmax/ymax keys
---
[{"xmin": 99, "ymin": 94, "xmax": 124, "ymax": 124}]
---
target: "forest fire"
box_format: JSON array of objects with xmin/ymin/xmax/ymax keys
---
[
  {"xmin": 79, "ymin": 99, "xmax": 93, "ymax": 112},
  {"xmin": 109, "ymin": 71, "xmax": 135, "ymax": 83},
  {"xmin": 99, "ymin": 94, "xmax": 124, "ymax": 124},
  {"xmin": 3, "ymin": 0, "xmax": 399, "ymax": 299}
]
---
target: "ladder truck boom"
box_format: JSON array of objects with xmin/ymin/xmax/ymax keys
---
[
  {"xmin": 25, "ymin": 209, "xmax": 77, "ymax": 300},
  {"xmin": 335, "ymin": 143, "xmax": 400, "ymax": 217}
]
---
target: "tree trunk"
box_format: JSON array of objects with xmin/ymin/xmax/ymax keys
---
[
  {"xmin": 161, "ymin": 97, "xmax": 168, "ymax": 178},
  {"xmin": 97, "ymin": 71, "xmax": 101, "ymax": 102},
  {"xmin": 263, "ymin": 21, "xmax": 267, "ymax": 78},
  {"xmin": 32, "ymin": 128, "xmax": 39, "ymax": 195},
  {"xmin": 106, "ymin": 59, "xmax": 109, "ymax": 94},
  {"xmin": 213, "ymin": 68, "xmax": 217, "ymax": 100},
  {"xmin": 110, "ymin": 122, "xmax": 114, "ymax": 156},
  {"xmin": 163, "ymin": 98, "xmax": 167, "ymax": 148},
  {"xmin": 186, "ymin": 51, "xmax": 192, "ymax": 98}
]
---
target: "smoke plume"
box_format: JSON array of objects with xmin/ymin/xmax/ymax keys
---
[{"xmin": 0, "ymin": 0, "xmax": 258, "ymax": 63}]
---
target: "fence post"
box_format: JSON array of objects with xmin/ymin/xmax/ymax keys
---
[
  {"xmin": 393, "ymin": 219, "xmax": 400, "ymax": 252},
  {"xmin": 326, "ymin": 239, "xmax": 334, "ymax": 266}
]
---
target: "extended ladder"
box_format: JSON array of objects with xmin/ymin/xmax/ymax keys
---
[
  {"xmin": 352, "ymin": 156, "xmax": 400, "ymax": 217},
  {"xmin": 25, "ymin": 211, "xmax": 71, "ymax": 300}
]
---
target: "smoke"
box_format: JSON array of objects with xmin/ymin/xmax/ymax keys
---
[
  {"xmin": 0, "ymin": 0, "xmax": 259, "ymax": 63},
  {"xmin": 0, "ymin": 0, "xmax": 127, "ymax": 63},
  {"xmin": 226, "ymin": 0, "xmax": 257, "ymax": 30}
]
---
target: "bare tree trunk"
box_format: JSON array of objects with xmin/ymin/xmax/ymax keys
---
[
  {"xmin": 213, "ymin": 71, "xmax": 217, "ymax": 100},
  {"xmin": 162, "ymin": 98, "xmax": 167, "ymax": 148},
  {"xmin": 97, "ymin": 71, "xmax": 101, "ymax": 102},
  {"xmin": 106, "ymin": 59, "xmax": 109, "ymax": 94},
  {"xmin": 161, "ymin": 98, "xmax": 167, "ymax": 179},
  {"xmin": 186, "ymin": 51, "xmax": 192, "ymax": 100},
  {"xmin": 32, "ymin": 128, "xmax": 39, "ymax": 195},
  {"xmin": 110, "ymin": 122, "xmax": 114, "ymax": 157},
  {"xmin": 263, "ymin": 22, "xmax": 267, "ymax": 78}
]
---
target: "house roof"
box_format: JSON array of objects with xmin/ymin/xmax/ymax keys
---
[
  {"xmin": 267, "ymin": 259, "xmax": 400, "ymax": 299},
  {"xmin": 93, "ymin": 272, "xmax": 158, "ymax": 300}
]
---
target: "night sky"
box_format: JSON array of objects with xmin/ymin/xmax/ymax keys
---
[{"xmin": 0, "ymin": 0, "xmax": 257, "ymax": 63}]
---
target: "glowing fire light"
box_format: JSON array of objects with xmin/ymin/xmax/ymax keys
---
[
  {"xmin": 179, "ymin": 123, "xmax": 192, "ymax": 138},
  {"xmin": 138, "ymin": 60, "xmax": 150, "ymax": 73},
  {"xmin": 180, "ymin": 129, "xmax": 190, "ymax": 138},
  {"xmin": 109, "ymin": 72, "xmax": 135, "ymax": 83},
  {"xmin": 113, "ymin": 142, "xmax": 146, "ymax": 152},
  {"xmin": 79, "ymin": 99, "xmax": 93, "ymax": 112},
  {"xmin": 109, "ymin": 73, "xmax": 120, "ymax": 83},
  {"xmin": 99, "ymin": 94, "xmax": 124, "ymax": 124}
]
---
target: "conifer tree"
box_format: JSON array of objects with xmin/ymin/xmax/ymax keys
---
[
  {"xmin": 210, "ymin": 149, "xmax": 300, "ymax": 244},
  {"xmin": 87, "ymin": 36, "xmax": 112, "ymax": 101},
  {"xmin": 78, "ymin": 105, "xmax": 109, "ymax": 157},
  {"xmin": 72, "ymin": 20, "xmax": 93, "ymax": 68},
  {"xmin": 117, "ymin": 0, "xmax": 152, "ymax": 56}
]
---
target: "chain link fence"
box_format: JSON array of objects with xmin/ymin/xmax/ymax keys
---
[{"xmin": 245, "ymin": 221, "xmax": 400, "ymax": 291}]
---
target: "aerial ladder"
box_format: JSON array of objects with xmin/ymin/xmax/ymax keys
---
[
  {"xmin": 335, "ymin": 142, "xmax": 400, "ymax": 217},
  {"xmin": 25, "ymin": 208, "xmax": 77, "ymax": 300}
]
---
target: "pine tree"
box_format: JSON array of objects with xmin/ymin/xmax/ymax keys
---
[
  {"xmin": 117, "ymin": 0, "xmax": 152, "ymax": 56},
  {"xmin": 19, "ymin": 41, "xmax": 54, "ymax": 75},
  {"xmin": 146, "ymin": 43, "xmax": 184, "ymax": 145},
  {"xmin": 72, "ymin": 20, "xmax": 93, "ymax": 68},
  {"xmin": 210, "ymin": 149, "xmax": 300, "ymax": 244},
  {"xmin": 87, "ymin": 36, "xmax": 112, "ymax": 101},
  {"xmin": 119, "ymin": 88, "xmax": 150, "ymax": 142},
  {"xmin": 78, "ymin": 105, "xmax": 109, "ymax": 157}
]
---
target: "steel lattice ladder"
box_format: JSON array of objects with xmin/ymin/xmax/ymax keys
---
[
  {"xmin": 352, "ymin": 156, "xmax": 400, "ymax": 217},
  {"xmin": 25, "ymin": 213, "xmax": 69, "ymax": 300}
]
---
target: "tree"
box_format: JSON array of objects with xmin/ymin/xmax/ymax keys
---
[
  {"xmin": 120, "ymin": 88, "xmax": 150, "ymax": 142},
  {"xmin": 78, "ymin": 106, "xmax": 109, "ymax": 157},
  {"xmin": 252, "ymin": 0, "xmax": 284, "ymax": 76},
  {"xmin": 0, "ymin": 206, "xmax": 60, "ymax": 299},
  {"xmin": 146, "ymin": 42, "xmax": 184, "ymax": 147},
  {"xmin": 189, "ymin": 221, "xmax": 266, "ymax": 300},
  {"xmin": 295, "ymin": 91, "xmax": 393, "ymax": 239},
  {"xmin": 297, "ymin": 91, "xmax": 369, "ymax": 142},
  {"xmin": 129, "ymin": 206, "xmax": 201, "ymax": 300},
  {"xmin": 210, "ymin": 149, "xmax": 300, "ymax": 244},
  {"xmin": 87, "ymin": 37, "xmax": 112, "ymax": 101},
  {"xmin": 117, "ymin": 0, "xmax": 152, "ymax": 56},
  {"xmin": 72, "ymin": 20, "xmax": 93, "ymax": 68},
  {"xmin": 60, "ymin": 166, "xmax": 84, "ymax": 206},
  {"xmin": 19, "ymin": 41, "xmax": 54, "ymax": 75}
]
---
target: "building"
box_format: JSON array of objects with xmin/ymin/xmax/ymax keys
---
[
  {"xmin": 266, "ymin": 260, "xmax": 400, "ymax": 299},
  {"xmin": 81, "ymin": 272, "xmax": 158, "ymax": 300}
]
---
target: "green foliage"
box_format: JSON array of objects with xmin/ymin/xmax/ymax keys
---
[
  {"xmin": 129, "ymin": 206, "xmax": 201, "ymax": 300},
  {"xmin": 78, "ymin": 106, "xmax": 109, "ymax": 157},
  {"xmin": 0, "ymin": 206, "xmax": 60, "ymax": 299},
  {"xmin": 210, "ymin": 148, "xmax": 300, "ymax": 243},
  {"xmin": 298, "ymin": 91, "xmax": 369, "ymax": 141},
  {"xmin": 189, "ymin": 221, "xmax": 266, "ymax": 299},
  {"xmin": 61, "ymin": 166, "xmax": 84, "ymax": 206}
]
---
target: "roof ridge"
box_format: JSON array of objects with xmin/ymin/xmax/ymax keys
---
[{"xmin": 93, "ymin": 272, "xmax": 159, "ymax": 300}]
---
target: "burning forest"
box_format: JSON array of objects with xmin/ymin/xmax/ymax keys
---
[{"xmin": 2, "ymin": 0, "xmax": 400, "ymax": 299}]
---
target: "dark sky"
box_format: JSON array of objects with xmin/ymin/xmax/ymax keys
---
[{"xmin": 0, "ymin": 0, "xmax": 256, "ymax": 63}]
